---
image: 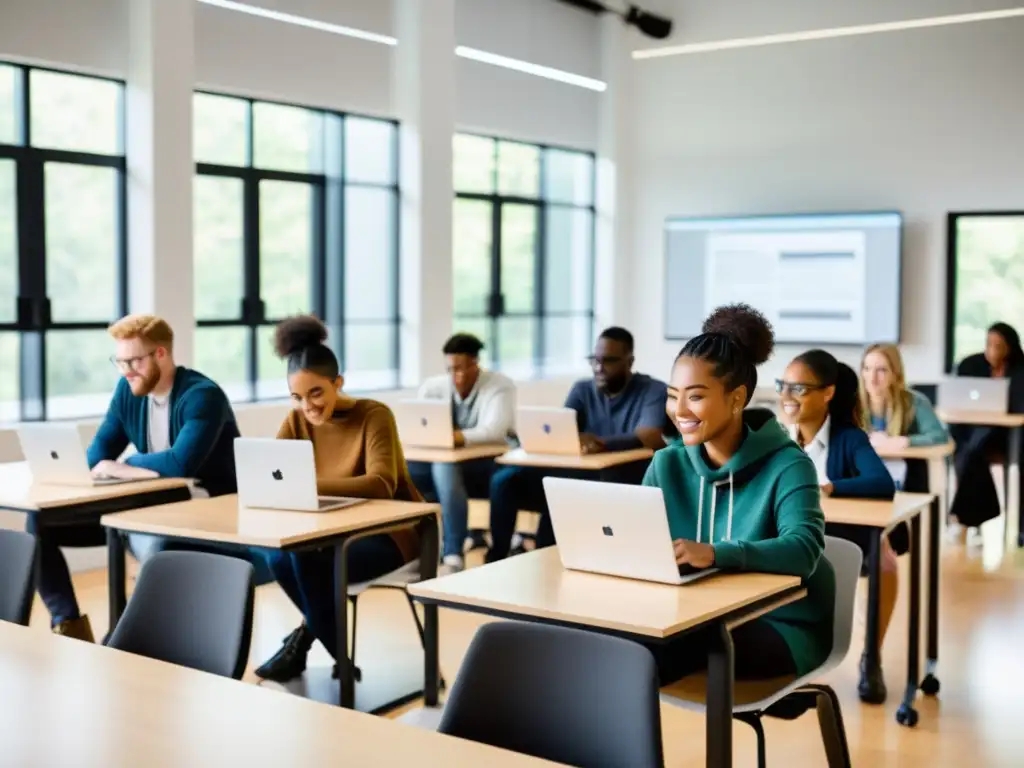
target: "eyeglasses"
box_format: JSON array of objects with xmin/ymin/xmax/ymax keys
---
[
  {"xmin": 587, "ymin": 355, "xmax": 625, "ymax": 369},
  {"xmin": 775, "ymin": 379, "xmax": 826, "ymax": 397},
  {"xmin": 110, "ymin": 351, "xmax": 156, "ymax": 372}
]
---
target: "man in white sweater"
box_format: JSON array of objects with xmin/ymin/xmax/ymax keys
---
[{"xmin": 408, "ymin": 333, "xmax": 515, "ymax": 572}]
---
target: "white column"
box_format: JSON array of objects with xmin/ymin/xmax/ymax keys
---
[
  {"xmin": 594, "ymin": 17, "xmax": 634, "ymax": 334},
  {"xmin": 393, "ymin": 0, "xmax": 456, "ymax": 387},
  {"xmin": 126, "ymin": 0, "xmax": 195, "ymax": 365}
]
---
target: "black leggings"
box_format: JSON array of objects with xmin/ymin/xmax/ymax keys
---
[{"xmin": 646, "ymin": 619, "xmax": 796, "ymax": 685}]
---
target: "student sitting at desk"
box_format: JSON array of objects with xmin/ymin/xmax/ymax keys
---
[
  {"xmin": 779, "ymin": 349, "xmax": 897, "ymax": 704},
  {"xmin": 254, "ymin": 315, "xmax": 422, "ymax": 683},
  {"xmin": 641, "ymin": 304, "xmax": 834, "ymax": 684},
  {"xmin": 949, "ymin": 322, "xmax": 1024, "ymax": 540},
  {"xmin": 408, "ymin": 333, "xmax": 515, "ymax": 574},
  {"xmin": 27, "ymin": 314, "xmax": 244, "ymax": 643},
  {"xmin": 487, "ymin": 327, "xmax": 674, "ymax": 561}
]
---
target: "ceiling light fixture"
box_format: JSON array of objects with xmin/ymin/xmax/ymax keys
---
[
  {"xmin": 556, "ymin": 1, "xmax": 673, "ymax": 39},
  {"xmin": 196, "ymin": 0, "xmax": 398, "ymax": 46},
  {"xmin": 455, "ymin": 46, "xmax": 608, "ymax": 92}
]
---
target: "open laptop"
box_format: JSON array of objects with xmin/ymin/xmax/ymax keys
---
[
  {"xmin": 394, "ymin": 399, "xmax": 454, "ymax": 449},
  {"xmin": 234, "ymin": 437, "xmax": 368, "ymax": 512},
  {"xmin": 516, "ymin": 407, "xmax": 582, "ymax": 456},
  {"xmin": 17, "ymin": 423, "xmax": 143, "ymax": 487},
  {"xmin": 543, "ymin": 477, "xmax": 720, "ymax": 586},
  {"xmin": 936, "ymin": 377, "xmax": 1010, "ymax": 414}
]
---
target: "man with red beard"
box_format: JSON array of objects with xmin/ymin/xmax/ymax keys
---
[{"xmin": 28, "ymin": 314, "xmax": 242, "ymax": 642}]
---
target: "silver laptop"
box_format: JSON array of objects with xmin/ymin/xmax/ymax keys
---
[
  {"xmin": 17, "ymin": 423, "xmax": 142, "ymax": 487},
  {"xmin": 516, "ymin": 406, "xmax": 581, "ymax": 456},
  {"xmin": 937, "ymin": 377, "xmax": 1010, "ymax": 413},
  {"xmin": 543, "ymin": 477, "xmax": 719, "ymax": 586},
  {"xmin": 394, "ymin": 399, "xmax": 454, "ymax": 448},
  {"xmin": 234, "ymin": 437, "xmax": 368, "ymax": 512}
]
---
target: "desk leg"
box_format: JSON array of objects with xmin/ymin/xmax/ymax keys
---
[
  {"xmin": 334, "ymin": 541, "xmax": 355, "ymax": 709},
  {"xmin": 921, "ymin": 496, "xmax": 941, "ymax": 696},
  {"xmin": 862, "ymin": 532, "xmax": 882, "ymax": 698},
  {"xmin": 896, "ymin": 515, "xmax": 921, "ymax": 727},
  {"xmin": 418, "ymin": 516, "xmax": 441, "ymax": 707},
  {"xmin": 106, "ymin": 528, "xmax": 126, "ymax": 638},
  {"xmin": 706, "ymin": 622, "xmax": 734, "ymax": 768},
  {"xmin": 1009, "ymin": 426, "xmax": 1023, "ymax": 548}
]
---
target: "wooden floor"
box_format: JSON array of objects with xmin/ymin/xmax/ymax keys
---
[{"xmin": 28, "ymin": 519, "xmax": 1024, "ymax": 767}]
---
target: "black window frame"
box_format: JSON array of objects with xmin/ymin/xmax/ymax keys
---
[
  {"xmin": 193, "ymin": 90, "xmax": 401, "ymax": 401},
  {"xmin": 0, "ymin": 61, "xmax": 128, "ymax": 422},
  {"xmin": 452, "ymin": 132, "xmax": 597, "ymax": 377}
]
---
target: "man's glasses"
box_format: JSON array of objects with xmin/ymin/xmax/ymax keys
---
[
  {"xmin": 775, "ymin": 379, "xmax": 826, "ymax": 397},
  {"xmin": 110, "ymin": 351, "xmax": 156, "ymax": 372},
  {"xmin": 587, "ymin": 355, "xmax": 625, "ymax": 369}
]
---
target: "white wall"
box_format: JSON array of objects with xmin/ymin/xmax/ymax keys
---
[{"xmin": 627, "ymin": 11, "xmax": 1024, "ymax": 383}]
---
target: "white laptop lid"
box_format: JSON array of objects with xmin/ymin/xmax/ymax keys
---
[
  {"xmin": 516, "ymin": 407, "xmax": 581, "ymax": 455},
  {"xmin": 17, "ymin": 423, "xmax": 92, "ymax": 484},
  {"xmin": 937, "ymin": 377, "xmax": 1010, "ymax": 413},
  {"xmin": 394, "ymin": 399, "xmax": 454, "ymax": 448},
  {"xmin": 543, "ymin": 477, "xmax": 685, "ymax": 585},
  {"xmin": 234, "ymin": 437, "xmax": 320, "ymax": 511}
]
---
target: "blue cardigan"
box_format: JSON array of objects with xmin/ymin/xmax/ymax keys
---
[
  {"xmin": 826, "ymin": 421, "xmax": 896, "ymax": 500},
  {"xmin": 87, "ymin": 367, "xmax": 241, "ymax": 497}
]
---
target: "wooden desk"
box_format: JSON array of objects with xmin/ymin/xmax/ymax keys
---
[
  {"xmin": 0, "ymin": 622, "xmax": 561, "ymax": 767},
  {"xmin": 102, "ymin": 494, "xmax": 441, "ymax": 714},
  {"xmin": 935, "ymin": 409, "xmax": 1024, "ymax": 429},
  {"xmin": 410, "ymin": 548, "xmax": 804, "ymax": 768},
  {"xmin": 873, "ymin": 441, "xmax": 955, "ymax": 462},
  {"xmin": 823, "ymin": 492, "xmax": 936, "ymax": 725},
  {"xmin": 403, "ymin": 443, "xmax": 508, "ymax": 464},
  {"xmin": 496, "ymin": 447, "xmax": 653, "ymax": 470}
]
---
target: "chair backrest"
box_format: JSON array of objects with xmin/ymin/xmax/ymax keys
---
[
  {"xmin": 823, "ymin": 535, "xmax": 864, "ymax": 665},
  {"xmin": 107, "ymin": 551, "xmax": 254, "ymax": 679},
  {"xmin": 439, "ymin": 621, "xmax": 663, "ymax": 768},
  {"xmin": 0, "ymin": 530, "xmax": 36, "ymax": 626}
]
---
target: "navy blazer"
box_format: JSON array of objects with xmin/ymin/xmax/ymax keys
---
[{"xmin": 826, "ymin": 421, "xmax": 896, "ymax": 500}]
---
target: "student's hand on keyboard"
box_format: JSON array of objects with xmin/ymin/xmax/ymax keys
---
[
  {"xmin": 672, "ymin": 538, "xmax": 715, "ymax": 569},
  {"xmin": 580, "ymin": 434, "xmax": 605, "ymax": 454},
  {"xmin": 91, "ymin": 460, "xmax": 158, "ymax": 481}
]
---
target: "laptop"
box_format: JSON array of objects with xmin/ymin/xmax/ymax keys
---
[
  {"xmin": 543, "ymin": 477, "xmax": 720, "ymax": 586},
  {"xmin": 936, "ymin": 377, "xmax": 1010, "ymax": 414},
  {"xmin": 394, "ymin": 399, "xmax": 455, "ymax": 449},
  {"xmin": 233, "ymin": 437, "xmax": 368, "ymax": 512},
  {"xmin": 516, "ymin": 407, "xmax": 582, "ymax": 456},
  {"xmin": 17, "ymin": 423, "xmax": 143, "ymax": 487}
]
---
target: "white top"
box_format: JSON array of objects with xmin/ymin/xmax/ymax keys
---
[
  {"xmin": 417, "ymin": 369, "xmax": 515, "ymax": 445},
  {"xmin": 147, "ymin": 394, "xmax": 171, "ymax": 453},
  {"xmin": 789, "ymin": 415, "xmax": 831, "ymax": 486}
]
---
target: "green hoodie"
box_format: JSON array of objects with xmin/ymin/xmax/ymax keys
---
[{"xmin": 642, "ymin": 409, "xmax": 835, "ymax": 677}]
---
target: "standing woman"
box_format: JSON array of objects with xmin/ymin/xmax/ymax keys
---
[
  {"xmin": 253, "ymin": 315, "xmax": 422, "ymax": 683},
  {"xmin": 778, "ymin": 350, "xmax": 897, "ymax": 704},
  {"xmin": 949, "ymin": 322, "xmax": 1024, "ymax": 539}
]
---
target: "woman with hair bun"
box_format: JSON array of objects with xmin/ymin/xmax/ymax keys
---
[
  {"xmin": 642, "ymin": 304, "xmax": 834, "ymax": 685},
  {"xmin": 253, "ymin": 314, "xmax": 423, "ymax": 683}
]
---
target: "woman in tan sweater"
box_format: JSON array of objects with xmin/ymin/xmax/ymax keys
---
[{"xmin": 254, "ymin": 315, "xmax": 421, "ymax": 683}]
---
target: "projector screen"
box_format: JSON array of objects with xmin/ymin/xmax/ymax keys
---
[{"xmin": 664, "ymin": 212, "xmax": 903, "ymax": 345}]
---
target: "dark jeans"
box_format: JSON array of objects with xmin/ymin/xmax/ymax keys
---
[
  {"xmin": 25, "ymin": 519, "xmax": 105, "ymax": 626},
  {"xmin": 649, "ymin": 619, "xmax": 797, "ymax": 685},
  {"xmin": 409, "ymin": 459, "xmax": 495, "ymax": 558},
  {"xmin": 265, "ymin": 533, "xmax": 405, "ymax": 660},
  {"xmin": 949, "ymin": 424, "xmax": 1020, "ymax": 528},
  {"xmin": 487, "ymin": 459, "xmax": 650, "ymax": 560}
]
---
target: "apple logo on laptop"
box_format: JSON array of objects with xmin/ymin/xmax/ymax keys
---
[
  {"xmin": 602, "ymin": 525, "xmax": 614, "ymax": 537},
  {"xmin": 543, "ymin": 424, "xmax": 551, "ymax": 434},
  {"xmin": 970, "ymin": 390, "xmax": 980, "ymax": 400},
  {"xmin": 421, "ymin": 417, "xmax": 428, "ymax": 427},
  {"xmin": 271, "ymin": 469, "xmax": 283, "ymax": 481},
  {"xmin": 50, "ymin": 451, "xmax": 59, "ymax": 460}
]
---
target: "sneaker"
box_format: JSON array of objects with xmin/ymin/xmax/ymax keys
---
[
  {"xmin": 438, "ymin": 554, "xmax": 464, "ymax": 576},
  {"xmin": 254, "ymin": 624, "xmax": 314, "ymax": 682},
  {"xmin": 53, "ymin": 615, "xmax": 95, "ymax": 643}
]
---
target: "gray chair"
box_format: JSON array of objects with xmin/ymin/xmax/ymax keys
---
[
  {"xmin": 347, "ymin": 559, "xmax": 425, "ymax": 682},
  {"xmin": 106, "ymin": 550, "xmax": 255, "ymax": 679},
  {"xmin": 661, "ymin": 536, "xmax": 862, "ymax": 768},
  {"xmin": 0, "ymin": 530, "xmax": 36, "ymax": 626},
  {"xmin": 439, "ymin": 621, "xmax": 664, "ymax": 768}
]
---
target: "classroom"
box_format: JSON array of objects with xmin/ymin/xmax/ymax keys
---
[{"xmin": 1, "ymin": 0, "xmax": 1023, "ymax": 766}]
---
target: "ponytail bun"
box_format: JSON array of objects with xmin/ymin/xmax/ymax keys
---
[
  {"xmin": 701, "ymin": 303, "xmax": 775, "ymax": 366},
  {"xmin": 273, "ymin": 315, "xmax": 328, "ymax": 359}
]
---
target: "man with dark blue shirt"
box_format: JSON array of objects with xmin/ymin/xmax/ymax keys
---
[{"xmin": 487, "ymin": 327, "xmax": 674, "ymax": 560}]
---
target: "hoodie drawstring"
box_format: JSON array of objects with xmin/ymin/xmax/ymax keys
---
[
  {"xmin": 696, "ymin": 478, "xmax": 705, "ymax": 544},
  {"xmin": 697, "ymin": 471, "xmax": 734, "ymax": 544}
]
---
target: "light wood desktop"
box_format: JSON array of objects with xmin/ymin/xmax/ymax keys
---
[
  {"xmin": 873, "ymin": 441, "xmax": 955, "ymax": 462},
  {"xmin": 0, "ymin": 622, "xmax": 560, "ymax": 767},
  {"xmin": 402, "ymin": 443, "xmax": 508, "ymax": 464},
  {"xmin": 821, "ymin": 491, "xmax": 932, "ymax": 530},
  {"xmin": 496, "ymin": 447, "xmax": 653, "ymax": 471},
  {"xmin": 935, "ymin": 409, "xmax": 1024, "ymax": 428}
]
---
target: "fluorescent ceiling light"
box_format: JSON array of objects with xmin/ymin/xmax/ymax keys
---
[
  {"xmin": 456, "ymin": 46, "xmax": 607, "ymax": 92},
  {"xmin": 633, "ymin": 6, "xmax": 1024, "ymax": 59},
  {"xmin": 197, "ymin": 0, "xmax": 397, "ymax": 46}
]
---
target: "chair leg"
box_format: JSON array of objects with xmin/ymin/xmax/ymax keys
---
[
  {"xmin": 348, "ymin": 595, "xmax": 362, "ymax": 682},
  {"xmin": 734, "ymin": 713, "xmax": 766, "ymax": 768},
  {"xmin": 802, "ymin": 684, "xmax": 852, "ymax": 768},
  {"xmin": 404, "ymin": 590, "xmax": 427, "ymax": 647}
]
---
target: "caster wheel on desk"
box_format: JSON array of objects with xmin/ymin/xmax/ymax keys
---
[
  {"xmin": 895, "ymin": 705, "xmax": 919, "ymax": 728},
  {"xmin": 920, "ymin": 674, "xmax": 940, "ymax": 696}
]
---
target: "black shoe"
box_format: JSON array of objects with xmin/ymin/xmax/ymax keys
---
[
  {"xmin": 255, "ymin": 624, "xmax": 314, "ymax": 682},
  {"xmin": 858, "ymin": 652, "xmax": 887, "ymax": 704}
]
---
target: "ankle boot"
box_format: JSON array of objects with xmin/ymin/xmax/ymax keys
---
[{"xmin": 53, "ymin": 615, "xmax": 95, "ymax": 643}]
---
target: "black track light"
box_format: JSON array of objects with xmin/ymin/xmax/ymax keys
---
[{"xmin": 555, "ymin": 1, "xmax": 674, "ymax": 40}]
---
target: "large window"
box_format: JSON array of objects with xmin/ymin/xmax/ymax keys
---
[
  {"xmin": 452, "ymin": 134, "xmax": 595, "ymax": 378},
  {"xmin": 193, "ymin": 93, "xmax": 399, "ymax": 400},
  {"xmin": 946, "ymin": 212, "xmax": 1024, "ymax": 370},
  {"xmin": 0, "ymin": 64, "xmax": 126, "ymax": 422}
]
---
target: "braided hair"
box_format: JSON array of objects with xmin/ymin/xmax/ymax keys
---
[{"xmin": 273, "ymin": 315, "xmax": 339, "ymax": 379}]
